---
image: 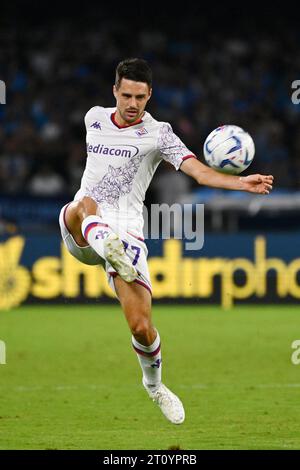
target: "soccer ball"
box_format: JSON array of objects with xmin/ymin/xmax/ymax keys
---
[{"xmin": 203, "ymin": 125, "xmax": 255, "ymax": 174}]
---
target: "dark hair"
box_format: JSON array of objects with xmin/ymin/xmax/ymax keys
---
[{"xmin": 115, "ymin": 58, "xmax": 152, "ymax": 89}]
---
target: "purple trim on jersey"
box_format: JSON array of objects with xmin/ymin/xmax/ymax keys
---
[
  {"xmin": 111, "ymin": 112, "xmax": 143, "ymax": 129},
  {"xmin": 134, "ymin": 279, "xmax": 152, "ymax": 295},
  {"xmin": 127, "ymin": 231, "xmax": 145, "ymax": 242},
  {"xmin": 84, "ymin": 221, "xmax": 109, "ymax": 240},
  {"xmin": 132, "ymin": 343, "xmax": 161, "ymax": 358},
  {"xmin": 182, "ymin": 154, "xmax": 197, "ymax": 161},
  {"xmin": 109, "ymin": 272, "xmax": 152, "ymax": 296}
]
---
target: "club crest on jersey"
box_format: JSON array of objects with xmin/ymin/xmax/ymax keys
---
[
  {"xmin": 90, "ymin": 121, "xmax": 101, "ymax": 130},
  {"xmin": 135, "ymin": 127, "xmax": 148, "ymax": 137}
]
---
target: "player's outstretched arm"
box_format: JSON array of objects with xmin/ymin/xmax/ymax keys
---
[{"xmin": 180, "ymin": 158, "xmax": 274, "ymax": 195}]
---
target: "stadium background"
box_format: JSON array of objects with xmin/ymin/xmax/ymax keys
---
[
  {"xmin": 1, "ymin": 3, "xmax": 300, "ymax": 451},
  {"xmin": 1, "ymin": 3, "xmax": 300, "ymax": 309}
]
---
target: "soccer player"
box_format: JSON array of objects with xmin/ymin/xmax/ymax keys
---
[{"xmin": 59, "ymin": 58, "xmax": 273, "ymax": 424}]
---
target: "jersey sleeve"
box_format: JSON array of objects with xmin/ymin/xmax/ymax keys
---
[
  {"xmin": 157, "ymin": 123, "xmax": 196, "ymax": 170},
  {"xmin": 84, "ymin": 106, "xmax": 102, "ymax": 130}
]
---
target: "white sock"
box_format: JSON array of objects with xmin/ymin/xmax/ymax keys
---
[
  {"xmin": 132, "ymin": 331, "xmax": 162, "ymax": 389},
  {"xmin": 81, "ymin": 215, "xmax": 113, "ymax": 259}
]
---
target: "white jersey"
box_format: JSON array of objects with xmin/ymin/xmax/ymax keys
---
[{"xmin": 74, "ymin": 106, "xmax": 195, "ymax": 237}]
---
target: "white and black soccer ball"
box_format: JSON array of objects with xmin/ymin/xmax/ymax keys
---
[{"xmin": 203, "ymin": 125, "xmax": 255, "ymax": 174}]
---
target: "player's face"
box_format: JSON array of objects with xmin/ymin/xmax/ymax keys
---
[{"xmin": 113, "ymin": 79, "xmax": 152, "ymax": 125}]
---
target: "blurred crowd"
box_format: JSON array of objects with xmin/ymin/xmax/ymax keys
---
[{"xmin": 1, "ymin": 12, "xmax": 300, "ymax": 203}]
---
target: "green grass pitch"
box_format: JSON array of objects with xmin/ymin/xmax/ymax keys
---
[{"xmin": 0, "ymin": 304, "xmax": 300, "ymax": 450}]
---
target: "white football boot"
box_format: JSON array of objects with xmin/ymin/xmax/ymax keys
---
[
  {"xmin": 143, "ymin": 380, "xmax": 185, "ymax": 425},
  {"xmin": 104, "ymin": 233, "xmax": 137, "ymax": 282}
]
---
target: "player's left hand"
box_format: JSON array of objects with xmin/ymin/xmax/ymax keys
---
[{"xmin": 240, "ymin": 174, "xmax": 274, "ymax": 194}]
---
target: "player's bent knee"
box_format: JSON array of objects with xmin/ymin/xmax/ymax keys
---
[
  {"xmin": 130, "ymin": 318, "xmax": 152, "ymax": 339},
  {"xmin": 76, "ymin": 197, "xmax": 98, "ymax": 221}
]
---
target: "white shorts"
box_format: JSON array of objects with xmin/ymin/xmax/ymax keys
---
[{"xmin": 59, "ymin": 203, "xmax": 152, "ymax": 296}]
